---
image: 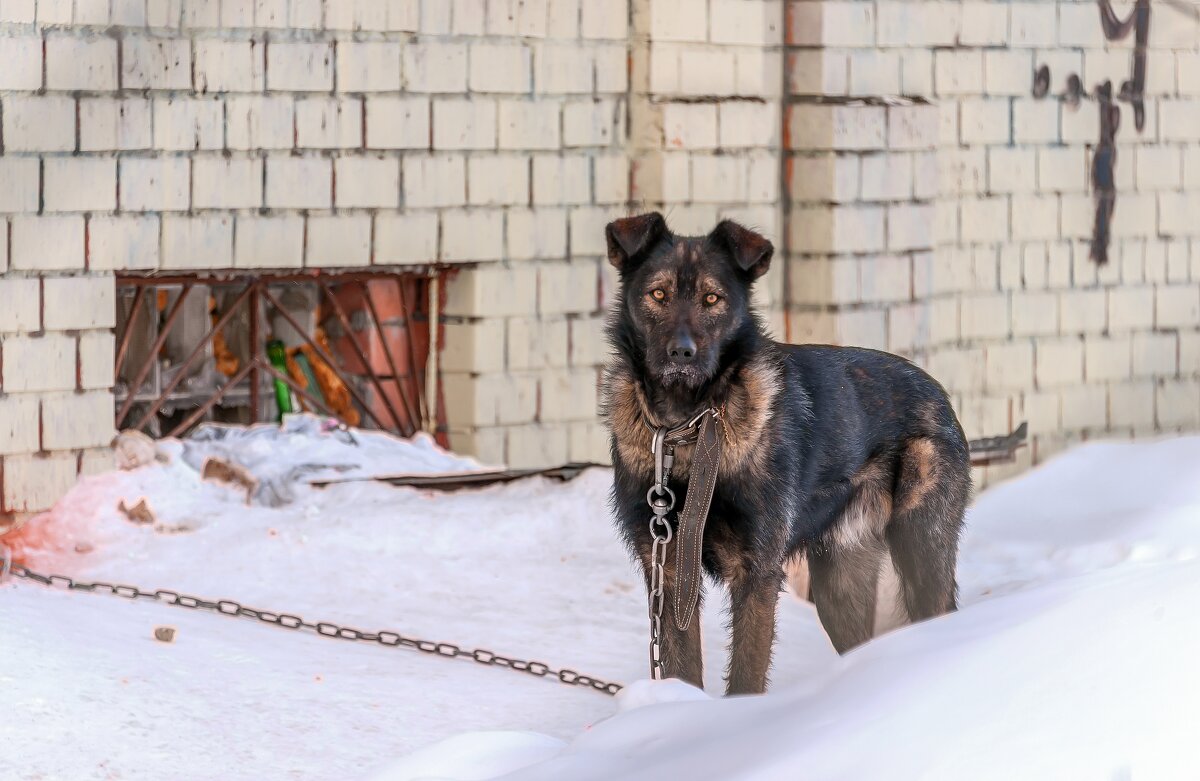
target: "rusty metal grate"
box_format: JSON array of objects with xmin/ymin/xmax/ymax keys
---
[{"xmin": 114, "ymin": 270, "xmax": 448, "ymax": 445}]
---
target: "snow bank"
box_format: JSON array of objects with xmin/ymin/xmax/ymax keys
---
[
  {"xmin": 4, "ymin": 427, "xmax": 1200, "ymax": 780},
  {"xmin": 376, "ymin": 437, "xmax": 1200, "ymax": 781}
]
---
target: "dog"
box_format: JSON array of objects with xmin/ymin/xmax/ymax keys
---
[{"xmin": 602, "ymin": 213, "xmax": 971, "ymax": 695}]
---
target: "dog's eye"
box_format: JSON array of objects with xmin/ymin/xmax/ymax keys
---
[
  {"xmin": 650, "ymin": 289, "xmax": 666, "ymax": 302},
  {"xmin": 704, "ymin": 293, "xmax": 721, "ymax": 306}
]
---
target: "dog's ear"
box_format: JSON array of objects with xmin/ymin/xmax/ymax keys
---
[
  {"xmin": 605, "ymin": 212, "xmax": 667, "ymax": 273},
  {"xmin": 709, "ymin": 220, "xmax": 773, "ymax": 280}
]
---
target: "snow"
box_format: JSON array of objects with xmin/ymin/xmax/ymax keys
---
[{"xmin": 4, "ymin": 420, "xmax": 1200, "ymax": 780}]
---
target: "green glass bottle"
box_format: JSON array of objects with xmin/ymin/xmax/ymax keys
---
[{"xmin": 266, "ymin": 339, "xmax": 293, "ymax": 420}]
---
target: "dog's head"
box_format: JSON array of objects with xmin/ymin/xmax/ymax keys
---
[{"xmin": 605, "ymin": 212, "xmax": 773, "ymax": 391}]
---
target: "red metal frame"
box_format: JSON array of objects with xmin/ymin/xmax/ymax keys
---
[{"xmin": 113, "ymin": 269, "xmax": 448, "ymax": 444}]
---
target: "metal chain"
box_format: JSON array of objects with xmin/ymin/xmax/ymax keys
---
[
  {"xmin": 1, "ymin": 551, "xmax": 622, "ymax": 697},
  {"xmin": 646, "ymin": 426, "xmax": 676, "ymax": 680}
]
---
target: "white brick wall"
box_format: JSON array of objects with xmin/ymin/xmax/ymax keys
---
[{"xmin": 2, "ymin": 0, "xmax": 1198, "ymax": 515}]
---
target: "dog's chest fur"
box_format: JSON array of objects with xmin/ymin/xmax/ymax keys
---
[{"xmin": 603, "ymin": 350, "xmax": 783, "ymax": 483}]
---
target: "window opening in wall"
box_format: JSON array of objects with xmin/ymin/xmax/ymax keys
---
[{"xmin": 113, "ymin": 270, "xmax": 448, "ymax": 445}]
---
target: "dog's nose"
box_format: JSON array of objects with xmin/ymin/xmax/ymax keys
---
[{"xmin": 668, "ymin": 333, "xmax": 697, "ymax": 363}]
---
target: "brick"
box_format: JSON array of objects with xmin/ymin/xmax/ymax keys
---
[
  {"xmin": 787, "ymin": 49, "xmax": 848, "ymax": 96},
  {"xmin": 790, "ymin": 104, "xmax": 886, "ymax": 151},
  {"xmin": 89, "ymin": 215, "xmax": 160, "ymax": 271},
  {"xmin": 255, "ymin": 0, "xmax": 290, "ymax": 27},
  {"xmin": 678, "ymin": 47, "xmax": 736, "ymax": 96},
  {"xmin": 306, "ymin": 215, "xmax": 371, "ymax": 267},
  {"xmin": 593, "ymin": 154, "xmax": 628, "ymax": 204},
  {"xmin": 987, "ymin": 147, "xmax": 1036, "ymax": 193},
  {"xmin": 935, "ymin": 50, "xmax": 983, "ymax": 96},
  {"xmin": 1, "ymin": 333, "xmax": 75, "ymax": 392},
  {"xmin": 375, "ymin": 213, "xmax": 439, "ymax": 265},
  {"xmin": 42, "ymin": 151, "xmax": 118, "ymax": 211},
  {"xmin": 506, "ymin": 208, "xmax": 568, "ymax": 260},
  {"xmin": 1059, "ymin": 289, "xmax": 1107, "ymax": 333},
  {"xmin": 875, "ymin": 1, "xmax": 960, "ymax": 47},
  {"xmin": 1161, "ymin": 101, "xmax": 1200, "ymax": 143},
  {"xmin": 595, "ymin": 43, "xmax": 626, "ymax": 93},
  {"xmin": 1157, "ymin": 285, "xmax": 1200, "ymax": 328},
  {"xmin": 122, "ymin": 36, "xmax": 191, "ymax": 89},
  {"xmin": 2, "ymin": 95, "xmax": 75, "ymax": 152},
  {"xmin": 433, "ymin": 99, "xmax": 497, "ymax": 150},
  {"xmin": 575, "ymin": 0, "xmax": 620, "ymax": 38},
  {"xmin": 1134, "ymin": 147, "xmax": 1182, "ymax": 191},
  {"xmin": 563, "ymin": 98, "xmax": 621, "ymax": 147},
  {"xmin": 0, "ymin": 0, "xmax": 35, "ymax": 22},
  {"xmin": 404, "ymin": 42, "xmax": 468, "ymax": 92},
  {"xmin": 119, "ymin": 157, "xmax": 189, "ymax": 212},
  {"xmin": 265, "ymin": 157, "xmax": 332, "ymax": 209},
  {"xmin": 402, "ymin": 154, "xmax": 466, "ymax": 208},
  {"xmin": 960, "ymin": 197, "xmax": 1008, "ymax": 243},
  {"xmin": 540, "ymin": 368, "xmax": 598, "ymax": 421},
  {"xmin": 985, "ymin": 342, "xmax": 1033, "ymax": 390},
  {"xmin": 860, "ymin": 153, "xmax": 912, "ymax": 202},
  {"xmin": 338, "ymin": 41, "xmax": 402, "ymax": 92},
  {"xmin": 533, "ymin": 42, "xmax": 592, "ymax": 94},
  {"xmin": 234, "ymin": 215, "xmax": 304, "ymax": 269},
  {"xmin": 441, "ymin": 321, "xmax": 506, "ymax": 376},
  {"xmin": 335, "ymin": 156, "xmax": 401, "ymax": 208},
  {"xmin": 467, "ymin": 155, "xmax": 530, "ymax": 207},
  {"xmin": 0, "ymin": 35, "xmax": 41, "ymax": 90},
  {"xmin": 1157, "ymin": 380, "xmax": 1200, "ymax": 427},
  {"xmin": 533, "ymin": 155, "xmax": 589, "ymax": 205},
  {"xmin": 0, "ymin": 277, "xmax": 39, "ymax": 333},
  {"xmin": 847, "ymin": 50, "xmax": 901, "ymax": 96},
  {"xmin": 1037, "ymin": 146, "xmax": 1087, "ymax": 193},
  {"xmin": 718, "ymin": 102, "xmax": 778, "ymax": 149},
  {"xmin": 1084, "ymin": 335, "xmax": 1132, "ymax": 382},
  {"xmin": 366, "ymin": 97, "xmax": 430, "ymax": 149},
  {"xmin": 469, "ymin": 43, "xmax": 532, "ymax": 93},
  {"xmin": 663, "ymin": 103, "xmax": 718, "ymax": 150},
  {"xmin": 267, "ymin": 42, "xmax": 332, "ymax": 91},
  {"xmin": 540, "ymin": 259, "xmax": 598, "ymax": 314},
  {"xmin": 0, "ymin": 395, "xmax": 39, "ymax": 455},
  {"xmin": 43, "ymin": 276, "xmax": 115, "ymax": 330},
  {"xmin": 789, "ymin": 204, "xmax": 885, "ymax": 254},
  {"xmin": 441, "ymin": 210, "xmax": 504, "ymax": 262},
  {"xmin": 226, "ymin": 96, "xmax": 295, "ymax": 150},
  {"xmin": 1131, "ymin": 332, "xmax": 1177, "ymax": 377},
  {"xmin": 1036, "ymin": 337, "xmax": 1084, "ymax": 388},
  {"xmin": 190, "ymin": 157, "xmax": 262, "ymax": 210},
  {"xmin": 1013, "ymin": 99, "xmax": 1058, "ymax": 144},
  {"xmin": 487, "ymin": 0, "xmax": 549, "ymax": 37},
  {"xmin": 888, "ymin": 104, "xmax": 938, "ymax": 151},
  {"xmin": 11, "ymin": 216, "xmax": 84, "ymax": 271},
  {"xmin": 1011, "ymin": 291, "xmax": 1058, "ymax": 336},
  {"xmin": 0, "ymin": 158, "xmax": 40, "ymax": 213},
  {"xmin": 162, "ymin": 215, "xmax": 234, "ymax": 269},
  {"xmin": 960, "ymin": 293, "xmax": 1009, "ymax": 340},
  {"xmin": 45, "ymin": 35, "xmax": 117, "ymax": 91},
  {"xmin": 1010, "ymin": 2, "xmax": 1056, "ymax": 47},
  {"xmin": 2, "ymin": 453, "xmax": 78, "ymax": 512},
  {"xmin": 1011, "ymin": 194, "xmax": 1059, "ymax": 241},
  {"xmin": 79, "ymin": 98, "xmax": 152, "ymax": 152},
  {"xmin": 153, "ymin": 97, "xmax": 223, "ymax": 151},
  {"xmin": 499, "ymin": 100, "xmax": 561, "ymax": 150},
  {"xmin": 959, "ymin": 98, "xmax": 1009, "ymax": 145},
  {"xmin": 40, "ymin": 392, "xmax": 115, "ymax": 450},
  {"xmin": 195, "ymin": 39, "xmax": 265, "ymax": 93},
  {"xmin": 296, "ymin": 97, "xmax": 363, "ymax": 149},
  {"xmin": 984, "ymin": 50, "xmax": 1033, "ymax": 96},
  {"xmin": 444, "ymin": 264, "xmax": 537, "ymax": 317},
  {"xmin": 507, "ymin": 317, "xmax": 567, "ymax": 370}
]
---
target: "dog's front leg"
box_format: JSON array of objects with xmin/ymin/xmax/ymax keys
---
[
  {"xmin": 725, "ymin": 572, "xmax": 780, "ymax": 695},
  {"xmin": 639, "ymin": 547, "xmax": 704, "ymax": 688}
]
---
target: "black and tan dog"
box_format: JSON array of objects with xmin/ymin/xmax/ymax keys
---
[{"xmin": 602, "ymin": 213, "xmax": 971, "ymax": 695}]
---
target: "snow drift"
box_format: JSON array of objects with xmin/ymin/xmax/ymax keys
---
[{"xmin": 3, "ymin": 419, "xmax": 1199, "ymax": 780}]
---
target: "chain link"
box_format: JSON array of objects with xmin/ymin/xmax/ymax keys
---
[
  {"xmin": 646, "ymin": 426, "xmax": 677, "ymax": 681},
  {"xmin": 1, "ymin": 553, "xmax": 622, "ymax": 697}
]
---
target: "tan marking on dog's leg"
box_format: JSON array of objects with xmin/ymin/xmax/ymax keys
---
[
  {"xmin": 725, "ymin": 574, "xmax": 779, "ymax": 695},
  {"xmin": 784, "ymin": 553, "xmax": 811, "ymax": 602},
  {"xmin": 872, "ymin": 553, "xmax": 910, "ymax": 636},
  {"xmin": 896, "ymin": 437, "xmax": 941, "ymax": 514}
]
